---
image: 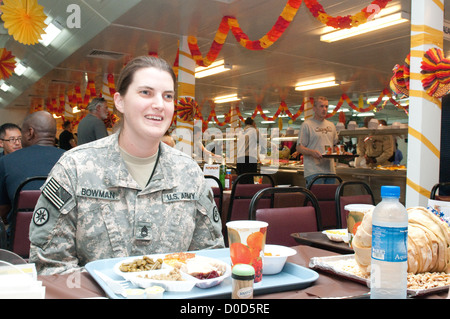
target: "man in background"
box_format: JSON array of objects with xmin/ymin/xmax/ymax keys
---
[
  {"xmin": 0, "ymin": 111, "xmax": 65, "ymax": 226},
  {"xmin": 296, "ymin": 96, "xmax": 339, "ymax": 186},
  {"xmin": 0, "ymin": 123, "xmax": 22, "ymax": 157},
  {"xmin": 77, "ymin": 97, "xmax": 109, "ymax": 145},
  {"xmin": 58, "ymin": 120, "xmax": 77, "ymax": 150}
]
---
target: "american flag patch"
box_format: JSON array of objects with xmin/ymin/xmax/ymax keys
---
[{"xmin": 42, "ymin": 177, "xmax": 72, "ymax": 210}]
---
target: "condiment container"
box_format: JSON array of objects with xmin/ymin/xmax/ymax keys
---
[{"xmin": 231, "ymin": 264, "xmax": 255, "ymax": 299}]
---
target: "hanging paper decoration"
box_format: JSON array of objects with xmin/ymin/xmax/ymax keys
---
[
  {"xmin": 188, "ymin": 0, "xmax": 302, "ymax": 66},
  {"xmin": 390, "ymin": 54, "xmax": 410, "ymax": 96},
  {"xmin": 0, "ymin": 0, "xmax": 48, "ymax": 45},
  {"xmin": 176, "ymin": 97, "xmax": 196, "ymax": 123},
  {"xmin": 421, "ymin": 48, "xmax": 450, "ymax": 99},
  {"xmin": 0, "ymin": 48, "xmax": 16, "ymax": 80},
  {"xmin": 304, "ymin": 0, "xmax": 392, "ymax": 29}
]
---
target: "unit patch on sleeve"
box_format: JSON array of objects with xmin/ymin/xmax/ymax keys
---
[{"xmin": 42, "ymin": 177, "xmax": 72, "ymax": 210}]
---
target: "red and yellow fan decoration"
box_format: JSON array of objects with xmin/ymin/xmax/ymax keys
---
[
  {"xmin": 390, "ymin": 54, "xmax": 410, "ymax": 96},
  {"xmin": 0, "ymin": 0, "xmax": 47, "ymax": 45},
  {"xmin": 421, "ymin": 48, "xmax": 450, "ymax": 99},
  {"xmin": 0, "ymin": 48, "xmax": 16, "ymax": 80}
]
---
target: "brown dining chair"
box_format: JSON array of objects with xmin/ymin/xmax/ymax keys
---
[
  {"xmin": 248, "ymin": 187, "xmax": 322, "ymax": 246},
  {"xmin": 335, "ymin": 180, "xmax": 375, "ymax": 229},
  {"xmin": 8, "ymin": 176, "xmax": 47, "ymax": 259},
  {"xmin": 307, "ymin": 174, "xmax": 343, "ymax": 230},
  {"xmin": 226, "ymin": 173, "xmax": 275, "ymax": 222},
  {"xmin": 430, "ymin": 182, "xmax": 450, "ymax": 201}
]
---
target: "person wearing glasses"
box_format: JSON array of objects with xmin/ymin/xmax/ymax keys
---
[
  {"xmin": 29, "ymin": 56, "xmax": 224, "ymax": 275},
  {"xmin": 76, "ymin": 97, "xmax": 109, "ymax": 145},
  {"xmin": 0, "ymin": 123, "xmax": 22, "ymax": 157},
  {"xmin": 0, "ymin": 111, "xmax": 65, "ymax": 228}
]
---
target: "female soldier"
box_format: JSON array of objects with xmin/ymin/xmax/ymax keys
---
[{"xmin": 29, "ymin": 56, "xmax": 224, "ymax": 275}]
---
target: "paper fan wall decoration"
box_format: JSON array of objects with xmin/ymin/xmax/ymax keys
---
[
  {"xmin": 0, "ymin": 48, "xmax": 16, "ymax": 80},
  {"xmin": 0, "ymin": 0, "xmax": 47, "ymax": 45}
]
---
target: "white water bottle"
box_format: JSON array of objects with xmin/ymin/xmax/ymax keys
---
[{"xmin": 370, "ymin": 186, "xmax": 408, "ymax": 299}]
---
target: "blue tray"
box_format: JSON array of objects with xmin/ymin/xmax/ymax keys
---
[{"xmin": 85, "ymin": 248, "xmax": 319, "ymax": 299}]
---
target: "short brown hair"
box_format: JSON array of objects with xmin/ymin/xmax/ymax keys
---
[{"xmin": 115, "ymin": 56, "xmax": 177, "ymax": 96}]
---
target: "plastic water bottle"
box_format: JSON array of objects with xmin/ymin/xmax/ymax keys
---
[{"xmin": 370, "ymin": 185, "xmax": 408, "ymax": 299}]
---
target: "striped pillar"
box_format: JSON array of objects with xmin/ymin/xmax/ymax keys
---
[
  {"xmin": 176, "ymin": 36, "xmax": 196, "ymax": 157},
  {"xmin": 101, "ymin": 73, "xmax": 115, "ymax": 113},
  {"xmin": 406, "ymin": 0, "xmax": 443, "ymax": 207},
  {"xmin": 303, "ymin": 95, "xmax": 314, "ymax": 120}
]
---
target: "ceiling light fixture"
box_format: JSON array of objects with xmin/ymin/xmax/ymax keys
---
[
  {"xmin": 0, "ymin": 82, "xmax": 10, "ymax": 92},
  {"xmin": 195, "ymin": 59, "xmax": 232, "ymax": 78},
  {"xmin": 320, "ymin": 12, "xmax": 409, "ymax": 43},
  {"xmin": 295, "ymin": 76, "xmax": 340, "ymax": 91},
  {"xmin": 39, "ymin": 20, "xmax": 63, "ymax": 47},
  {"xmin": 14, "ymin": 62, "xmax": 28, "ymax": 76},
  {"xmin": 214, "ymin": 93, "xmax": 240, "ymax": 104}
]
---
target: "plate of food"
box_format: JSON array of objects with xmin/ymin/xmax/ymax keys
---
[
  {"xmin": 322, "ymin": 229, "xmax": 349, "ymax": 243},
  {"xmin": 113, "ymin": 252, "xmax": 231, "ymax": 291}
]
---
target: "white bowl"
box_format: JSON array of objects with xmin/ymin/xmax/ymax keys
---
[{"xmin": 263, "ymin": 244, "xmax": 297, "ymax": 275}]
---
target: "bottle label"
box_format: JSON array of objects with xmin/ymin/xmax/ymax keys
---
[{"xmin": 371, "ymin": 225, "xmax": 407, "ymax": 262}]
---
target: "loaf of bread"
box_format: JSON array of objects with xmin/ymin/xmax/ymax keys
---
[{"xmin": 352, "ymin": 206, "xmax": 450, "ymax": 275}]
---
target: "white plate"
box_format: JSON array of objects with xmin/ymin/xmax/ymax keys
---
[
  {"xmin": 113, "ymin": 254, "xmax": 230, "ymax": 291},
  {"xmin": 322, "ymin": 229, "xmax": 348, "ymax": 243}
]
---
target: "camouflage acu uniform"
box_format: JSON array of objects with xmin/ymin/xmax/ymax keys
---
[
  {"xmin": 357, "ymin": 135, "xmax": 394, "ymax": 167},
  {"xmin": 29, "ymin": 133, "xmax": 224, "ymax": 275}
]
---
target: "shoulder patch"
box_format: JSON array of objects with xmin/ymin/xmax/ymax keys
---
[
  {"xmin": 33, "ymin": 207, "xmax": 49, "ymax": 226},
  {"xmin": 42, "ymin": 177, "xmax": 72, "ymax": 210}
]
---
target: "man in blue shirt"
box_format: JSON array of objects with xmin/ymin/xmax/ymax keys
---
[{"xmin": 0, "ymin": 111, "xmax": 65, "ymax": 225}]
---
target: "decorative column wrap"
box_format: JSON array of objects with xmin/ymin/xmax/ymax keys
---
[
  {"xmin": 175, "ymin": 36, "xmax": 196, "ymax": 158},
  {"xmin": 406, "ymin": 0, "xmax": 443, "ymax": 206},
  {"xmin": 101, "ymin": 73, "xmax": 115, "ymax": 113}
]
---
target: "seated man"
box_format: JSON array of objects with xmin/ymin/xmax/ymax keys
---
[
  {"xmin": 0, "ymin": 111, "xmax": 65, "ymax": 227},
  {"xmin": 0, "ymin": 123, "xmax": 22, "ymax": 157}
]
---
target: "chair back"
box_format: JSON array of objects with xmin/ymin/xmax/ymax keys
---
[
  {"xmin": 430, "ymin": 182, "xmax": 450, "ymax": 201},
  {"xmin": 307, "ymin": 174, "xmax": 342, "ymax": 229},
  {"xmin": 9, "ymin": 176, "xmax": 47, "ymax": 258},
  {"xmin": 226, "ymin": 173, "xmax": 275, "ymax": 222},
  {"xmin": 204, "ymin": 175, "xmax": 223, "ymax": 215},
  {"xmin": 248, "ymin": 187, "xmax": 322, "ymax": 246},
  {"xmin": 335, "ymin": 181, "xmax": 375, "ymax": 229}
]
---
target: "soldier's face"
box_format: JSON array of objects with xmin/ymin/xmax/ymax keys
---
[{"xmin": 114, "ymin": 67, "xmax": 175, "ymax": 142}]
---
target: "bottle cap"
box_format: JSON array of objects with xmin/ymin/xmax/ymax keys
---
[
  {"xmin": 381, "ymin": 185, "xmax": 400, "ymax": 198},
  {"xmin": 232, "ymin": 264, "xmax": 255, "ymax": 280}
]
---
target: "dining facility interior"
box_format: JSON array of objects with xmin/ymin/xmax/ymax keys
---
[{"xmin": 0, "ymin": 0, "xmax": 449, "ymax": 300}]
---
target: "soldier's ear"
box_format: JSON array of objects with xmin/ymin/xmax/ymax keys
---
[{"xmin": 114, "ymin": 92, "xmax": 124, "ymax": 113}]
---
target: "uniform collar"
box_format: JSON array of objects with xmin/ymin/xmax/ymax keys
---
[{"xmin": 103, "ymin": 132, "xmax": 178, "ymax": 192}]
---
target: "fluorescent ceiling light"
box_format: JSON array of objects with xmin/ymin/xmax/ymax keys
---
[
  {"xmin": 320, "ymin": 12, "xmax": 409, "ymax": 43},
  {"xmin": 14, "ymin": 62, "xmax": 28, "ymax": 76},
  {"xmin": 195, "ymin": 59, "xmax": 232, "ymax": 78},
  {"xmin": 261, "ymin": 121, "xmax": 276, "ymax": 124},
  {"xmin": 356, "ymin": 112, "xmax": 376, "ymax": 117},
  {"xmin": 39, "ymin": 20, "xmax": 63, "ymax": 47},
  {"xmin": 73, "ymin": 106, "xmax": 81, "ymax": 113},
  {"xmin": 0, "ymin": 83, "xmax": 10, "ymax": 91},
  {"xmin": 214, "ymin": 93, "xmax": 240, "ymax": 104},
  {"xmin": 295, "ymin": 76, "xmax": 340, "ymax": 91}
]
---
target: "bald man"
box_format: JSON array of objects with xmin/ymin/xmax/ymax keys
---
[{"xmin": 0, "ymin": 111, "xmax": 65, "ymax": 227}]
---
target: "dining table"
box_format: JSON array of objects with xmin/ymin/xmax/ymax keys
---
[{"xmin": 37, "ymin": 245, "xmax": 449, "ymax": 300}]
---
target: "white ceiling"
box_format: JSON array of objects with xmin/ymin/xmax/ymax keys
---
[{"xmin": 0, "ymin": 0, "xmax": 447, "ymax": 129}]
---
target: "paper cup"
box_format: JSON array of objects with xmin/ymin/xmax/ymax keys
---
[
  {"xmin": 345, "ymin": 204, "xmax": 374, "ymax": 247},
  {"xmin": 226, "ymin": 220, "xmax": 268, "ymax": 282}
]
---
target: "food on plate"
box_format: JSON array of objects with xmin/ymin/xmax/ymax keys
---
[
  {"xmin": 352, "ymin": 206, "xmax": 450, "ymax": 275},
  {"xmin": 119, "ymin": 256, "xmax": 163, "ymax": 272},
  {"xmin": 179, "ymin": 257, "xmax": 226, "ymax": 280},
  {"xmin": 139, "ymin": 268, "xmax": 185, "ymax": 281},
  {"xmin": 163, "ymin": 252, "xmax": 195, "ymax": 267}
]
